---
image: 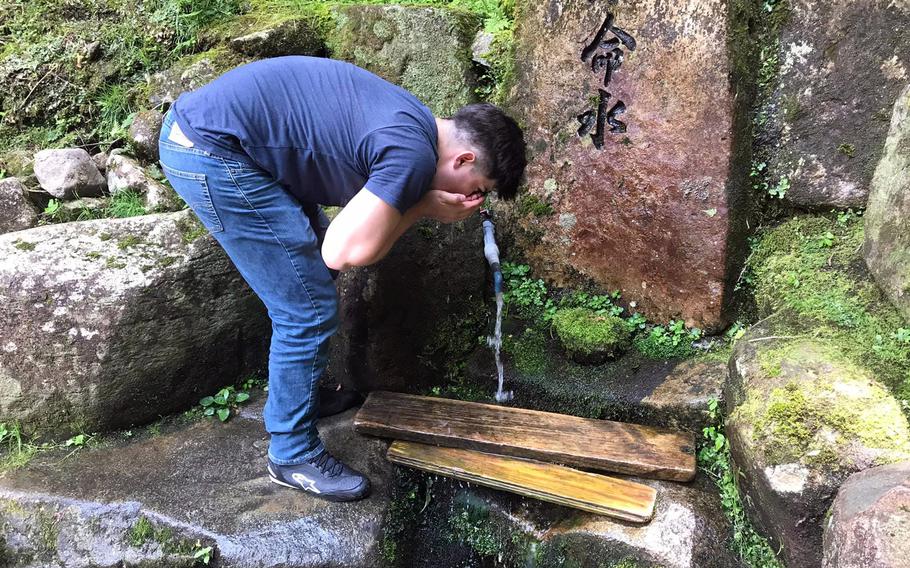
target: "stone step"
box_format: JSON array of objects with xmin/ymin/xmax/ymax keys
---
[
  {"xmin": 379, "ymin": 468, "xmax": 747, "ymax": 568},
  {"xmin": 465, "ymin": 341, "xmax": 727, "ymax": 433},
  {"xmin": 0, "ymin": 402, "xmax": 393, "ymax": 567}
]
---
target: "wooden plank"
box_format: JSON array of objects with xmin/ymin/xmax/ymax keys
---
[
  {"xmin": 387, "ymin": 441, "xmax": 656, "ymax": 522},
  {"xmin": 355, "ymin": 391, "xmax": 696, "ymax": 482}
]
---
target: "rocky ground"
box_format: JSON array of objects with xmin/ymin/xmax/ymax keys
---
[{"xmin": 1, "ymin": 1, "xmax": 909, "ymax": 567}]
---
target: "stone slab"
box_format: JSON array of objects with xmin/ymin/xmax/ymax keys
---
[
  {"xmin": 0, "ymin": 405, "xmax": 393, "ymax": 568},
  {"xmin": 508, "ymin": 0, "xmax": 755, "ymax": 330}
]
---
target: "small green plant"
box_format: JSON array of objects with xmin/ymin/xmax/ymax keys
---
[
  {"xmin": 95, "ymin": 85, "xmax": 135, "ymax": 142},
  {"xmin": 193, "ymin": 541, "xmax": 213, "ymax": 565},
  {"xmin": 560, "ymin": 290, "xmax": 624, "ymax": 317},
  {"xmin": 768, "ymin": 176, "xmax": 789, "ymax": 199},
  {"xmin": 699, "ymin": 399, "xmax": 783, "ymax": 567},
  {"xmin": 837, "ymin": 143, "xmax": 855, "ymax": 157},
  {"xmin": 240, "ymin": 374, "xmax": 268, "ymax": 392},
  {"xmin": 893, "ymin": 328, "xmax": 910, "ymax": 344},
  {"xmin": 725, "ymin": 321, "xmax": 747, "ymax": 343},
  {"xmin": 810, "ymin": 231, "xmax": 835, "ymax": 249},
  {"xmin": 634, "ymin": 320, "xmax": 702, "ymax": 359},
  {"xmin": 128, "ymin": 516, "xmax": 155, "ymax": 547},
  {"xmin": 0, "ymin": 422, "xmax": 23, "ymax": 454},
  {"xmin": 42, "ymin": 199, "xmax": 63, "ymax": 221},
  {"xmin": 106, "ymin": 190, "xmax": 147, "ymax": 218},
  {"xmin": 199, "ymin": 386, "xmax": 251, "ymax": 422},
  {"xmin": 835, "ymin": 208, "xmax": 862, "ymax": 225},
  {"xmin": 501, "ymin": 262, "xmax": 555, "ymax": 321},
  {"xmin": 64, "ymin": 434, "xmax": 89, "ymax": 448}
]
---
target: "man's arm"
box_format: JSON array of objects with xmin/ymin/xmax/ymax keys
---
[{"xmin": 321, "ymin": 188, "xmax": 483, "ymax": 271}]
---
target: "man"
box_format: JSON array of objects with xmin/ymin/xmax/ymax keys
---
[{"xmin": 158, "ymin": 55, "xmax": 526, "ymax": 502}]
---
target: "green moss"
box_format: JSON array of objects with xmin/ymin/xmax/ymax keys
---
[
  {"xmin": 751, "ymin": 215, "xmax": 910, "ymax": 404},
  {"xmin": 36, "ymin": 507, "xmax": 59, "ymax": 557},
  {"xmin": 128, "ymin": 516, "xmax": 154, "ymax": 547},
  {"xmin": 105, "ymin": 256, "xmax": 127, "ymax": 269},
  {"xmin": 474, "ymin": 26, "xmax": 515, "ymax": 106},
  {"xmin": 733, "ymin": 341, "xmax": 910, "ymax": 467},
  {"xmin": 781, "ymin": 93, "xmax": 803, "ymax": 122},
  {"xmin": 552, "ymin": 308, "xmax": 629, "ymax": 361},
  {"xmin": 12, "ymin": 240, "xmax": 36, "ymax": 251},
  {"xmin": 156, "ymin": 255, "xmax": 179, "ymax": 268},
  {"xmin": 504, "ymin": 327, "xmax": 549, "ymax": 375},
  {"xmin": 177, "ymin": 214, "xmax": 209, "ymax": 243},
  {"xmin": 327, "ymin": 4, "xmax": 481, "ymax": 116},
  {"xmin": 117, "ymin": 235, "xmax": 142, "ymax": 249},
  {"xmin": 0, "ymin": 0, "xmax": 243, "ymax": 154},
  {"xmin": 517, "ymin": 194, "xmax": 553, "ymax": 217},
  {"xmin": 448, "ymin": 506, "xmax": 499, "ymax": 557}
]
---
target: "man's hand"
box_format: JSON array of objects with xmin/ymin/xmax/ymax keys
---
[{"xmin": 416, "ymin": 189, "xmax": 484, "ymax": 223}]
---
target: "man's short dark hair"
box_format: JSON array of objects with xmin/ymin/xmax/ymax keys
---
[{"xmin": 451, "ymin": 103, "xmax": 527, "ymax": 200}]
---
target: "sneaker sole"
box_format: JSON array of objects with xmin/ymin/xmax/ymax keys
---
[{"xmin": 267, "ymin": 473, "xmax": 371, "ymax": 503}]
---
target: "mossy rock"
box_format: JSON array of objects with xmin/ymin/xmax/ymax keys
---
[
  {"xmin": 204, "ymin": 1, "xmax": 335, "ymax": 58},
  {"xmin": 146, "ymin": 47, "xmax": 250, "ymax": 107},
  {"xmin": 327, "ymin": 4, "xmax": 481, "ymax": 117},
  {"xmin": 552, "ymin": 307, "xmax": 630, "ymax": 365},
  {"xmin": 750, "ymin": 213, "xmax": 910, "ymax": 404},
  {"xmin": 724, "ymin": 315, "xmax": 910, "ymax": 568},
  {"xmin": 729, "ymin": 338, "xmax": 910, "ymax": 470}
]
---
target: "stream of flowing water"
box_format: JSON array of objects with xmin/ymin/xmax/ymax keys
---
[{"xmin": 488, "ymin": 291, "xmax": 512, "ymax": 402}]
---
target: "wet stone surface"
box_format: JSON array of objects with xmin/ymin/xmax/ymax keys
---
[
  {"xmin": 465, "ymin": 339, "xmax": 726, "ymax": 433},
  {"xmin": 381, "ymin": 469, "xmax": 744, "ymax": 568},
  {"xmin": 0, "ymin": 404, "xmax": 394, "ymax": 567}
]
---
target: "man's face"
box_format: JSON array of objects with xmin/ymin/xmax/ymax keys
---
[{"xmin": 431, "ymin": 151, "xmax": 495, "ymax": 201}]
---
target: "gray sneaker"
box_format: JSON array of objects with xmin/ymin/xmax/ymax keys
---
[{"xmin": 267, "ymin": 450, "xmax": 370, "ymax": 502}]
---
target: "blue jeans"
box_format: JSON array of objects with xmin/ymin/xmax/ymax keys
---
[{"xmin": 158, "ymin": 112, "xmax": 338, "ymax": 465}]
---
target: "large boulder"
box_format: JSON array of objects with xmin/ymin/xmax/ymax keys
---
[
  {"xmin": 0, "ymin": 404, "xmax": 393, "ymax": 567},
  {"xmin": 764, "ymin": 0, "xmax": 910, "ymax": 209},
  {"xmin": 506, "ymin": 0, "xmax": 757, "ymax": 330},
  {"xmin": 0, "ymin": 211, "xmax": 269, "ymax": 438},
  {"xmin": 328, "ymin": 4, "xmax": 481, "ymax": 117},
  {"xmin": 316, "ymin": 6, "xmax": 488, "ymax": 394},
  {"xmin": 823, "ymin": 461, "xmax": 910, "ymax": 568},
  {"xmin": 326, "ymin": 217, "xmax": 487, "ymax": 395},
  {"xmin": 0, "ymin": 178, "xmax": 38, "ymax": 233},
  {"xmin": 229, "ymin": 18, "xmax": 328, "ymax": 58},
  {"xmin": 33, "ymin": 149, "xmax": 106, "ymax": 199},
  {"xmin": 864, "ymin": 84, "xmax": 910, "ymax": 323},
  {"xmin": 725, "ymin": 317, "xmax": 910, "ymax": 568}
]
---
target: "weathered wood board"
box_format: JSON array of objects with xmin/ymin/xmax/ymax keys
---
[
  {"xmin": 387, "ymin": 441, "xmax": 657, "ymax": 522},
  {"xmin": 355, "ymin": 391, "xmax": 696, "ymax": 482}
]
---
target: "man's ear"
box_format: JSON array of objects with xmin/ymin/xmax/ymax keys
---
[{"xmin": 455, "ymin": 151, "xmax": 476, "ymax": 168}]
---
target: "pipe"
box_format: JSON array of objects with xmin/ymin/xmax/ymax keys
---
[{"xmin": 480, "ymin": 209, "xmax": 503, "ymax": 294}]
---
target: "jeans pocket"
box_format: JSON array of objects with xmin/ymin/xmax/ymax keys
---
[{"xmin": 161, "ymin": 164, "xmax": 225, "ymax": 233}]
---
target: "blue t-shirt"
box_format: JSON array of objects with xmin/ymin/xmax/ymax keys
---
[{"xmin": 171, "ymin": 56, "xmax": 438, "ymax": 213}]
